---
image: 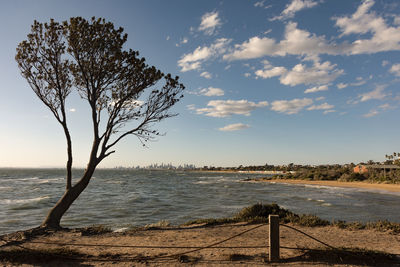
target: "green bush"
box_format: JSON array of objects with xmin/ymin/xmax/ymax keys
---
[
  {"xmin": 294, "ymin": 214, "xmax": 330, "ymax": 227},
  {"xmin": 183, "ymin": 203, "xmax": 400, "ymax": 234},
  {"xmin": 234, "ymin": 203, "xmax": 293, "ymax": 222},
  {"xmin": 339, "ymin": 172, "xmax": 366, "ymax": 182}
]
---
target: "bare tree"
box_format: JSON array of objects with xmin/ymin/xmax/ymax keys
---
[{"xmin": 16, "ymin": 17, "xmax": 184, "ymax": 229}]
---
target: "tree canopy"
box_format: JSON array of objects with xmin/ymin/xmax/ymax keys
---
[{"xmin": 16, "ymin": 17, "xmax": 184, "ymax": 228}]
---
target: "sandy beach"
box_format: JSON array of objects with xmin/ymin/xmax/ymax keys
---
[
  {"xmin": 1, "ymin": 222, "xmax": 399, "ymax": 266},
  {"xmin": 258, "ymin": 179, "xmax": 400, "ymax": 193}
]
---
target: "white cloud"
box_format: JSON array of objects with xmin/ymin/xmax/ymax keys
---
[
  {"xmin": 166, "ymin": 36, "xmax": 170, "ymax": 41},
  {"xmin": 255, "ymin": 66, "xmax": 287, "ymax": 79},
  {"xmin": 197, "ymin": 100, "xmax": 268, "ymax": 117},
  {"xmin": 378, "ymin": 103, "xmax": 394, "ymax": 110},
  {"xmin": 244, "ymin": 73, "xmax": 251, "ymax": 77},
  {"xmin": 224, "ymin": 1, "xmax": 400, "ymax": 62},
  {"xmin": 315, "ymin": 96, "xmax": 326, "ymax": 101},
  {"xmin": 224, "ymin": 36, "xmax": 278, "ymax": 60},
  {"xmin": 200, "ymin": 71, "xmax": 212, "ymax": 79},
  {"xmin": 178, "ymin": 38, "xmax": 231, "ymax": 72},
  {"xmin": 254, "ymin": 0, "xmax": 271, "ymax": 9},
  {"xmin": 270, "ymin": 98, "xmax": 313, "ymax": 114},
  {"xmin": 337, "ymin": 78, "xmax": 366, "ymax": 90},
  {"xmin": 389, "ymin": 63, "xmax": 400, "ymax": 76},
  {"xmin": 199, "ymin": 11, "xmax": 222, "ymax": 35},
  {"xmin": 382, "ymin": 60, "xmax": 389, "ymax": 67},
  {"xmin": 223, "ymin": 22, "xmax": 344, "ymax": 61},
  {"xmin": 271, "ymin": 0, "xmax": 320, "ymax": 21},
  {"xmin": 307, "ymin": 102, "xmax": 334, "ymax": 110},
  {"xmin": 359, "ymin": 85, "xmax": 387, "ymax": 102},
  {"xmin": 219, "ymin": 123, "xmax": 250, "ymax": 132},
  {"xmin": 254, "ymin": 0, "xmax": 265, "ymax": 7},
  {"xmin": 254, "ymin": 60, "xmax": 342, "ymax": 86},
  {"xmin": 351, "ymin": 79, "xmax": 366, "ymax": 87},
  {"xmin": 280, "ymin": 61, "xmax": 343, "ymax": 86},
  {"xmin": 187, "ymin": 104, "xmax": 196, "ymax": 111},
  {"xmin": 304, "ymin": 85, "xmax": 329, "ymax": 94},
  {"xmin": 363, "ymin": 109, "xmax": 379, "ymax": 118},
  {"xmin": 199, "ymin": 87, "xmax": 224, "ymax": 97},
  {"xmin": 335, "ymin": 0, "xmax": 400, "ymax": 54},
  {"xmin": 323, "ymin": 110, "xmax": 335, "ymax": 114},
  {"xmin": 176, "ymin": 37, "xmax": 189, "ymax": 47},
  {"xmin": 335, "ymin": 0, "xmax": 377, "ymax": 36}
]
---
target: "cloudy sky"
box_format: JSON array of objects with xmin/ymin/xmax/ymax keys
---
[{"xmin": 0, "ymin": 0, "xmax": 399, "ymax": 167}]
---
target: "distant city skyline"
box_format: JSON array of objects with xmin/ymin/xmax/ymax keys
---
[{"xmin": 1, "ymin": 0, "xmax": 399, "ymax": 168}]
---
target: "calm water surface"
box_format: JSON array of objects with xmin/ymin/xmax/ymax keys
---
[{"xmin": 1, "ymin": 168, "xmax": 399, "ymax": 234}]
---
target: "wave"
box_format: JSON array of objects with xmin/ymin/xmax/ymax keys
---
[
  {"xmin": 0, "ymin": 196, "xmax": 50, "ymax": 205},
  {"xmin": 193, "ymin": 178, "xmax": 237, "ymax": 185},
  {"xmin": 37, "ymin": 178, "xmax": 64, "ymax": 184},
  {"xmin": 306, "ymin": 198, "xmax": 326, "ymax": 203},
  {"xmin": 113, "ymin": 227, "xmax": 128, "ymax": 233},
  {"xmin": 1, "ymin": 177, "xmax": 64, "ymax": 184},
  {"xmin": 286, "ymin": 183, "xmax": 400, "ymax": 196},
  {"xmin": 0, "ymin": 186, "xmax": 11, "ymax": 190}
]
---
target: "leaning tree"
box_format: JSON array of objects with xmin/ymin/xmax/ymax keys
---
[{"xmin": 16, "ymin": 17, "xmax": 184, "ymax": 229}]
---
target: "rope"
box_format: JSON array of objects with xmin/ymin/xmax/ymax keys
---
[
  {"xmin": 27, "ymin": 240, "xmax": 266, "ymax": 249},
  {"xmin": 280, "ymin": 224, "xmax": 335, "ymax": 249},
  {"xmin": 154, "ymin": 223, "xmax": 266, "ymax": 260},
  {"xmin": 20, "ymin": 223, "xmax": 267, "ymax": 262},
  {"xmin": 7, "ymin": 222, "xmax": 342, "ymax": 263}
]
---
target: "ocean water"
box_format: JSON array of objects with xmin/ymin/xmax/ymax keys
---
[{"xmin": 1, "ymin": 168, "xmax": 400, "ymax": 235}]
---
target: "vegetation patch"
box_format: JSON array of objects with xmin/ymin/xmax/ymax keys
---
[
  {"xmin": 79, "ymin": 224, "xmax": 112, "ymax": 236},
  {"xmin": 287, "ymin": 214, "xmax": 330, "ymax": 227},
  {"xmin": 289, "ymin": 247, "xmax": 398, "ymax": 266},
  {"xmin": 185, "ymin": 203, "xmax": 299, "ymax": 226},
  {"xmin": 0, "ymin": 247, "xmax": 86, "ymax": 264},
  {"xmin": 184, "ymin": 203, "xmax": 400, "ymax": 234},
  {"xmin": 145, "ymin": 220, "xmax": 171, "ymax": 229},
  {"xmin": 272, "ymin": 164, "xmax": 400, "ymax": 184},
  {"xmin": 227, "ymin": 253, "xmax": 254, "ymax": 261}
]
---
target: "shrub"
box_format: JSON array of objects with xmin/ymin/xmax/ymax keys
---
[
  {"xmin": 0, "ymin": 248, "xmax": 84, "ymax": 263},
  {"xmin": 294, "ymin": 214, "xmax": 330, "ymax": 227},
  {"xmin": 79, "ymin": 224, "xmax": 112, "ymax": 235},
  {"xmin": 145, "ymin": 220, "xmax": 171, "ymax": 229}
]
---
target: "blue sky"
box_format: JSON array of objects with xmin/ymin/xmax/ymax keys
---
[{"xmin": 0, "ymin": 0, "xmax": 399, "ymax": 168}]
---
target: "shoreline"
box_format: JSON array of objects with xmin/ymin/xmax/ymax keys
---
[
  {"xmin": 198, "ymin": 170, "xmax": 400, "ymax": 193},
  {"xmin": 258, "ymin": 178, "xmax": 400, "ymax": 193}
]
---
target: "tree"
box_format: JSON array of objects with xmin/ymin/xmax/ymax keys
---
[{"xmin": 15, "ymin": 17, "xmax": 184, "ymax": 229}]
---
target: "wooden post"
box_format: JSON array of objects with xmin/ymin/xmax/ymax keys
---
[{"xmin": 269, "ymin": 215, "xmax": 280, "ymax": 262}]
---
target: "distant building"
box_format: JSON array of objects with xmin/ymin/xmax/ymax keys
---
[
  {"xmin": 354, "ymin": 165, "xmax": 368, "ymax": 174},
  {"xmin": 354, "ymin": 164, "xmax": 400, "ymax": 174}
]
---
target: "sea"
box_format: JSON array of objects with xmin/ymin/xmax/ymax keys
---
[{"xmin": 1, "ymin": 168, "xmax": 400, "ymax": 235}]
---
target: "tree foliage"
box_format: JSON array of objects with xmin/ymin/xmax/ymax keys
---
[{"xmin": 15, "ymin": 17, "xmax": 184, "ymax": 228}]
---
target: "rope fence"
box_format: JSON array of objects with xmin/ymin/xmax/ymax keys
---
[{"xmin": 5, "ymin": 217, "xmax": 339, "ymax": 263}]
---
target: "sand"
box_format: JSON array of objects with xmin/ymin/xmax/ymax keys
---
[
  {"xmin": 259, "ymin": 179, "xmax": 400, "ymax": 193},
  {"xmin": 201, "ymin": 170, "xmax": 400, "ymax": 193},
  {"xmin": 1, "ymin": 223, "xmax": 399, "ymax": 266}
]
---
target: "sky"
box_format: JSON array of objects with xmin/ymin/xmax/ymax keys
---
[{"xmin": 0, "ymin": 0, "xmax": 399, "ymax": 168}]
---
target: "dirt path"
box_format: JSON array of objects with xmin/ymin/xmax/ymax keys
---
[{"xmin": 1, "ymin": 223, "xmax": 400, "ymax": 266}]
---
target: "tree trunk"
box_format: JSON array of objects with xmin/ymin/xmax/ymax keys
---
[{"xmin": 41, "ymin": 164, "xmax": 96, "ymax": 229}]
